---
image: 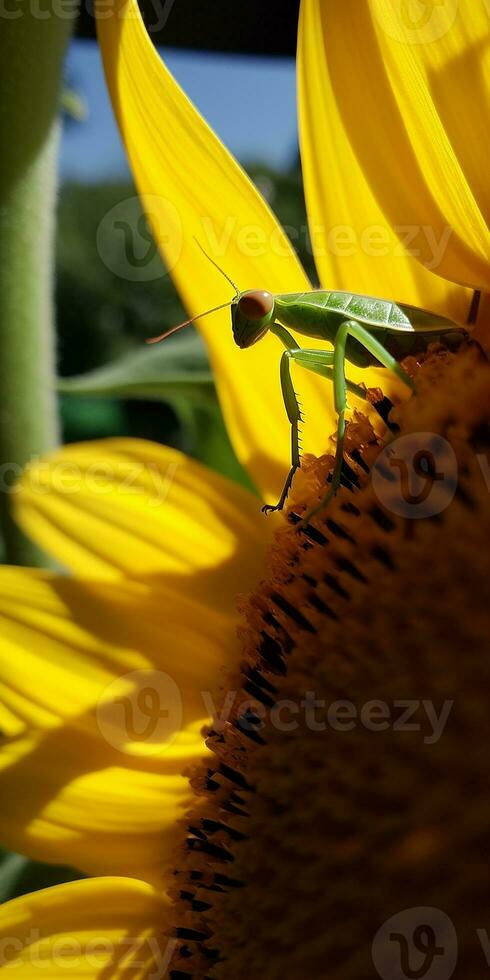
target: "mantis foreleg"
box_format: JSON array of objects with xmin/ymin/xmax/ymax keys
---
[
  {"xmin": 263, "ymin": 330, "xmax": 367, "ymax": 514},
  {"xmin": 262, "ymin": 349, "xmax": 302, "ymax": 515},
  {"xmin": 303, "ymin": 319, "xmax": 415, "ymax": 522}
]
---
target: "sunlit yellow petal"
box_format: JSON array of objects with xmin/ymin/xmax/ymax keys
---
[
  {"xmin": 298, "ymin": 0, "xmax": 480, "ymax": 319},
  {"xmin": 0, "ymin": 877, "xmax": 172, "ymax": 977},
  {"xmin": 371, "ymin": 0, "xmax": 490, "ymax": 287},
  {"xmin": 0, "ymin": 726, "xmax": 202, "ymax": 880},
  {"xmin": 0, "ymin": 567, "xmax": 233, "ymax": 736},
  {"xmin": 96, "ymin": 0, "xmax": 334, "ymax": 498},
  {"xmin": 0, "ymin": 567, "xmax": 240, "ymax": 877},
  {"xmin": 14, "ymin": 439, "xmax": 271, "ymax": 611},
  {"xmin": 0, "ymin": 702, "xmax": 24, "ymax": 738}
]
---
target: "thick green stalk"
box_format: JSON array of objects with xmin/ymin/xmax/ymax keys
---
[{"xmin": 0, "ymin": 12, "xmax": 72, "ymax": 565}]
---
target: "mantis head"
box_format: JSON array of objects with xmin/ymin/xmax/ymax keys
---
[
  {"xmin": 145, "ymin": 242, "xmax": 274, "ymax": 347},
  {"xmin": 231, "ymin": 290, "xmax": 275, "ymax": 348}
]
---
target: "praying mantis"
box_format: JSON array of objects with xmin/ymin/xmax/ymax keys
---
[{"xmin": 148, "ymin": 246, "xmax": 470, "ymax": 519}]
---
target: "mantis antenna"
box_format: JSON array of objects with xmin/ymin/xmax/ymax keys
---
[
  {"xmin": 146, "ymin": 240, "xmax": 240, "ymax": 343},
  {"xmin": 146, "ymin": 300, "xmax": 234, "ymax": 344},
  {"xmin": 194, "ymin": 238, "xmax": 240, "ymax": 296}
]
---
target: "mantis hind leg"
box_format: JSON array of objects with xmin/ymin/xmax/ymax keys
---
[
  {"xmin": 303, "ymin": 320, "xmax": 414, "ymax": 523},
  {"xmin": 263, "ymin": 345, "xmax": 366, "ymax": 515}
]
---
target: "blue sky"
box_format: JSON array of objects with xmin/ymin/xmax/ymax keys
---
[{"xmin": 60, "ymin": 39, "xmax": 298, "ymax": 182}]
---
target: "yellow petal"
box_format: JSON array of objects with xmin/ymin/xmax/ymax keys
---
[
  {"xmin": 0, "ymin": 567, "xmax": 236, "ymax": 877},
  {"xmin": 0, "ymin": 702, "xmax": 24, "ymax": 739},
  {"xmin": 0, "ymin": 877, "xmax": 173, "ymax": 977},
  {"xmin": 96, "ymin": 1, "xmax": 334, "ymax": 498},
  {"xmin": 371, "ymin": 0, "xmax": 490, "ymax": 287},
  {"xmin": 0, "ymin": 567, "xmax": 233, "ymax": 737},
  {"xmin": 298, "ymin": 0, "xmax": 481, "ymax": 317},
  {"xmin": 0, "ymin": 730, "xmax": 197, "ymax": 880},
  {"xmin": 14, "ymin": 439, "xmax": 271, "ymax": 612}
]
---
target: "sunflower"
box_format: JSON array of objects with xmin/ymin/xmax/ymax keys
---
[
  {"xmin": 0, "ymin": 0, "xmax": 489, "ymax": 976},
  {"xmin": 96, "ymin": 0, "xmax": 488, "ymax": 507}
]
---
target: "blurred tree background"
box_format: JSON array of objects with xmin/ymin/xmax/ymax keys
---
[{"xmin": 57, "ymin": 164, "xmax": 314, "ymax": 487}]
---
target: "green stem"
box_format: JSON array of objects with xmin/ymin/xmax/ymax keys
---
[{"xmin": 0, "ymin": 13, "xmax": 73, "ymax": 566}]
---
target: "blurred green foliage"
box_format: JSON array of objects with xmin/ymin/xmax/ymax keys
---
[
  {"xmin": 0, "ymin": 849, "xmax": 84, "ymax": 903},
  {"xmin": 56, "ymin": 165, "xmax": 313, "ymax": 486},
  {"xmin": 0, "ymin": 162, "xmax": 312, "ymax": 904},
  {"xmin": 57, "ymin": 179, "xmax": 250, "ymax": 485}
]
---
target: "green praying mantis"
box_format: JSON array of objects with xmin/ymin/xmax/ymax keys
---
[{"xmin": 148, "ymin": 245, "xmax": 471, "ymax": 520}]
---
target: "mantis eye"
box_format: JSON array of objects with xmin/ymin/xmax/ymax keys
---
[{"xmin": 238, "ymin": 290, "xmax": 274, "ymax": 321}]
